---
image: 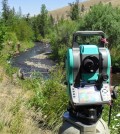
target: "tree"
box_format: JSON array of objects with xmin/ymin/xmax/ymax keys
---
[
  {"xmin": 0, "ymin": 21, "xmax": 7, "ymax": 51},
  {"xmin": 68, "ymin": 0, "xmax": 80, "ymax": 20},
  {"xmin": 39, "ymin": 4, "xmax": 49, "ymax": 38},
  {"xmin": 49, "ymin": 14, "xmax": 54, "ymax": 27},
  {"xmin": 2, "ymin": 0, "xmax": 17, "ymax": 27},
  {"xmin": 2, "ymin": 0, "xmax": 10, "ymax": 22},
  {"xmin": 14, "ymin": 19, "xmax": 33, "ymax": 41},
  {"xmin": 18, "ymin": 6, "xmax": 22, "ymax": 17},
  {"xmin": 31, "ymin": 16, "xmax": 40, "ymax": 41},
  {"xmin": 25, "ymin": 13, "xmax": 31, "ymax": 24},
  {"xmin": 80, "ymin": 3, "xmax": 120, "ymax": 49},
  {"xmin": 81, "ymin": 4, "xmax": 85, "ymax": 12},
  {"xmin": 50, "ymin": 20, "xmax": 78, "ymax": 61}
]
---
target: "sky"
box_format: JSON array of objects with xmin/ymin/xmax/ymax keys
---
[{"xmin": 0, "ymin": 0, "xmax": 86, "ymax": 16}]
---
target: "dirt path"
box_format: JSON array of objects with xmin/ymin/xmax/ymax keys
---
[{"xmin": 0, "ymin": 69, "xmax": 52, "ymax": 134}]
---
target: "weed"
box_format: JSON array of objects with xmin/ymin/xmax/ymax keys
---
[
  {"xmin": 0, "ymin": 122, "xmax": 4, "ymax": 131},
  {"xmin": 10, "ymin": 112, "xmax": 24, "ymax": 134},
  {"xmin": 9, "ymin": 98, "xmax": 22, "ymax": 115}
]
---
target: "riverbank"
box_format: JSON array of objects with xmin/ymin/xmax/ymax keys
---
[
  {"xmin": 0, "ymin": 67, "xmax": 52, "ymax": 134},
  {"xmin": 0, "ymin": 42, "xmax": 57, "ymax": 133}
]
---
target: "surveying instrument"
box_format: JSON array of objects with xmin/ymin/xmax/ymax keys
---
[{"xmin": 59, "ymin": 31, "xmax": 117, "ymax": 134}]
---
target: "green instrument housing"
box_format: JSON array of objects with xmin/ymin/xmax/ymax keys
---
[{"xmin": 66, "ymin": 45, "xmax": 111, "ymax": 86}]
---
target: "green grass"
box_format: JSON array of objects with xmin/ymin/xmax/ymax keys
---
[{"xmin": 19, "ymin": 65, "xmax": 68, "ymax": 132}]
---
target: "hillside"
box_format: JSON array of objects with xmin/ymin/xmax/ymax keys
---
[{"xmin": 49, "ymin": 0, "xmax": 120, "ymax": 20}]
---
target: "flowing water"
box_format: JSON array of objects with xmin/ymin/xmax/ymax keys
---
[{"xmin": 11, "ymin": 42, "xmax": 55, "ymax": 78}]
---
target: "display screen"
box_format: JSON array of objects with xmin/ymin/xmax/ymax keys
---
[
  {"xmin": 78, "ymin": 86, "xmax": 101, "ymax": 103},
  {"xmin": 71, "ymin": 84, "xmax": 111, "ymax": 105}
]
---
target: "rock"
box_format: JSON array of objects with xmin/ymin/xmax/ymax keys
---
[{"xmin": 17, "ymin": 69, "xmax": 24, "ymax": 80}]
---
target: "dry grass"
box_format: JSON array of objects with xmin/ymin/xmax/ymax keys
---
[
  {"xmin": 49, "ymin": 0, "xmax": 120, "ymax": 20},
  {"xmin": 0, "ymin": 69, "xmax": 52, "ymax": 134}
]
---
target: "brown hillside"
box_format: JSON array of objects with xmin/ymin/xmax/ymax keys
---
[{"xmin": 49, "ymin": 0, "xmax": 120, "ymax": 20}]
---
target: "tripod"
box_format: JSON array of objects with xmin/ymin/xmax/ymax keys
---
[{"xmin": 59, "ymin": 111, "xmax": 110, "ymax": 134}]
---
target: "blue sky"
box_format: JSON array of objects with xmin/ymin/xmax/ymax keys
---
[{"xmin": 0, "ymin": 0, "xmax": 86, "ymax": 16}]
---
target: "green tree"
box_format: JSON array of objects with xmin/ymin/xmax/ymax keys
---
[
  {"xmin": 49, "ymin": 14, "xmax": 54, "ymax": 28},
  {"xmin": 2, "ymin": 0, "xmax": 10, "ymax": 22},
  {"xmin": 80, "ymin": 3, "xmax": 120, "ymax": 49},
  {"xmin": 14, "ymin": 19, "xmax": 33, "ymax": 41},
  {"xmin": 81, "ymin": 4, "xmax": 85, "ymax": 12},
  {"xmin": 0, "ymin": 21, "xmax": 7, "ymax": 51},
  {"xmin": 68, "ymin": 0, "xmax": 80, "ymax": 20},
  {"xmin": 25, "ymin": 13, "xmax": 30, "ymax": 24},
  {"xmin": 50, "ymin": 20, "xmax": 78, "ymax": 62},
  {"xmin": 2, "ymin": 0, "xmax": 18, "ymax": 27},
  {"xmin": 30, "ymin": 16, "xmax": 40, "ymax": 41},
  {"xmin": 39, "ymin": 4, "xmax": 49, "ymax": 38}
]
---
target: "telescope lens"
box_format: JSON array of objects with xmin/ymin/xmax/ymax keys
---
[{"xmin": 83, "ymin": 56, "xmax": 99, "ymax": 73}]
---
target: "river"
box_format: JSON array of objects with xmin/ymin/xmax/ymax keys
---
[{"xmin": 11, "ymin": 42, "xmax": 55, "ymax": 78}]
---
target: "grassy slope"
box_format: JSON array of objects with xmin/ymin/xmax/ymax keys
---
[
  {"xmin": 0, "ymin": 68, "xmax": 51, "ymax": 134},
  {"xmin": 49, "ymin": 0, "xmax": 120, "ymax": 20}
]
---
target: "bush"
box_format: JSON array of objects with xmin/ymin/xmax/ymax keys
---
[
  {"xmin": 50, "ymin": 20, "xmax": 79, "ymax": 62},
  {"xmin": 14, "ymin": 19, "xmax": 34, "ymax": 42},
  {"xmin": 111, "ymin": 46, "xmax": 120, "ymax": 67}
]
